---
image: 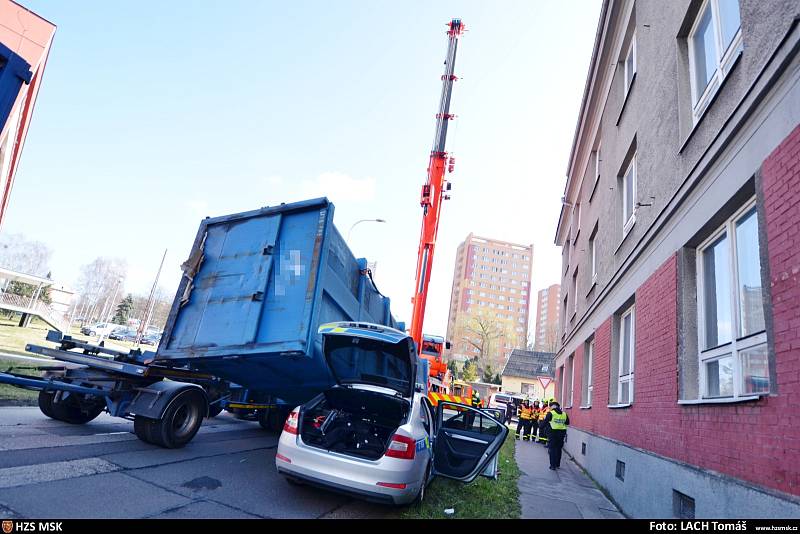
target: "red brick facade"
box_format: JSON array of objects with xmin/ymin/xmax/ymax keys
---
[{"xmin": 560, "ymin": 127, "xmax": 800, "ymax": 497}]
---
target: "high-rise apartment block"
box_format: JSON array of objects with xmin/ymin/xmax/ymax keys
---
[
  {"xmin": 445, "ymin": 234, "xmax": 533, "ymax": 369},
  {"xmin": 533, "ymin": 284, "xmax": 561, "ymax": 352}
]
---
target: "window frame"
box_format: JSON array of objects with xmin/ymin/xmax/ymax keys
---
[
  {"xmin": 624, "ymin": 32, "xmax": 637, "ymax": 98},
  {"xmin": 696, "ymin": 197, "xmax": 768, "ymax": 400},
  {"xmin": 617, "ymin": 304, "xmax": 635, "ymax": 405},
  {"xmin": 622, "ymin": 155, "xmax": 637, "ymax": 235},
  {"xmin": 572, "ymin": 268, "xmax": 579, "ymax": 317},
  {"xmin": 589, "ymin": 225, "xmax": 598, "ymax": 286},
  {"xmin": 585, "ymin": 339, "xmax": 594, "ymax": 407},
  {"xmin": 687, "ymin": 0, "xmax": 743, "ymax": 123}
]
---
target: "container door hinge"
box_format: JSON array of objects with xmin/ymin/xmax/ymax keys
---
[{"xmin": 263, "ymin": 245, "xmax": 274, "ymax": 255}]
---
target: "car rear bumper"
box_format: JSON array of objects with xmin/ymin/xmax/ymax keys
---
[{"xmin": 275, "ymin": 432, "xmax": 426, "ymax": 505}]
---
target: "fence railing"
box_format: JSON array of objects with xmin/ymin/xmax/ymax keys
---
[{"xmin": 0, "ymin": 291, "xmax": 70, "ymax": 332}]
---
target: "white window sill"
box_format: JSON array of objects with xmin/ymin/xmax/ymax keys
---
[
  {"xmin": 607, "ymin": 403, "xmax": 632, "ymax": 409},
  {"xmin": 678, "ymin": 395, "xmax": 762, "ymax": 406},
  {"xmin": 579, "ymin": 405, "xmax": 592, "ymax": 410}
]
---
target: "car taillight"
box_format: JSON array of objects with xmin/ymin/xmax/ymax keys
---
[
  {"xmin": 385, "ymin": 433, "xmax": 415, "ymax": 460},
  {"xmin": 283, "ymin": 410, "xmax": 299, "ymax": 435},
  {"xmin": 376, "ymin": 482, "xmax": 407, "ymax": 489}
]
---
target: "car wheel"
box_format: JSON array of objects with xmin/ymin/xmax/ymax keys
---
[{"xmin": 415, "ymin": 462, "xmax": 431, "ymax": 504}]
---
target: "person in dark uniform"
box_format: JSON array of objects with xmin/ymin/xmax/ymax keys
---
[
  {"xmin": 541, "ymin": 400, "xmax": 569, "ymax": 470},
  {"xmin": 504, "ymin": 399, "xmax": 515, "ymax": 424}
]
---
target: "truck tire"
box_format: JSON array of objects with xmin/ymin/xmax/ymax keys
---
[
  {"xmin": 150, "ymin": 389, "xmax": 206, "ymax": 448},
  {"xmin": 258, "ymin": 407, "xmax": 288, "ymax": 432},
  {"xmin": 50, "ymin": 393, "xmax": 105, "ymax": 424},
  {"xmin": 207, "ymin": 403, "xmax": 223, "ymax": 418},
  {"xmin": 38, "ymin": 391, "xmax": 55, "ymax": 419},
  {"xmin": 133, "ymin": 415, "xmax": 159, "ymax": 445}
]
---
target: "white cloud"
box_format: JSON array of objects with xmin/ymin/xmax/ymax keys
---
[{"xmin": 299, "ymin": 171, "xmax": 376, "ymax": 203}]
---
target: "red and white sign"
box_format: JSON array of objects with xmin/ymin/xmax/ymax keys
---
[{"xmin": 538, "ymin": 377, "xmax": 552, "ymax": 390}]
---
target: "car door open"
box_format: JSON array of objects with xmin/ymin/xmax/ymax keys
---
[{"xmin": 433, "ymin": 401, "xmax": 508, "ymax": 483}]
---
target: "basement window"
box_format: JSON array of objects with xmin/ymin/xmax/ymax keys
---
[
  {"xmin": 673, "ymin": 490, "xmax": 696, "ymax": 519},
  {"xmin": 615, "ymin": 460, "xmax": 626, "ymax": 481}
]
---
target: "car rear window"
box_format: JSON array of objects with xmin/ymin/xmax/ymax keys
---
[
  {"xmin": 325, "ymin": 335, "xmax": 411, "ymax": 394},
  {"xmin": 494, "ymin": 394, "xmax": 512, "ymax": 403}
]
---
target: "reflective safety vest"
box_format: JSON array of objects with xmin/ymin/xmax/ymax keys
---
[
  {"xmin": 549, "ymin": 410, "xmax": 568, "ymax": 430},
  {"xmin": 539, "ymin": 407, "xmax": 549, "ymax": 421},
  {"xmin": 520, "ymin": 406, "xmax": 534, "ymax": 420}
]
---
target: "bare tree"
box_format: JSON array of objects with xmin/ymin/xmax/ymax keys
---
[
  {"xmin": 453, "ymin": 310, "xmax": 519, "ymax": 377},
  {"xmin": 0, "ymin": 233, "xmax": 52, "ymax": 276},
  {"xmin": 73, "ymin": 257, "xmax": 128, "ymax": 324}
]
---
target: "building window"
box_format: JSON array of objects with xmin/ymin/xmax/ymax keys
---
[
  {"xmin": 565, "ymin": 354, "xmax": 574, "ymax": 408},
  {"xmin": 594, "ymin": 143, "xmax": 601, "ymax": 189},
  {"xmin": 622, "ymin": 154, "xmax": 637, "ymax": 234},
  {"xmin": 697, "ymin": 199, "xmax": 768, "ymax": 398},
  {"xmin": 572, "ymin": 269, "xmax": 578, "ymax": 316},
  {"xmin": 589, "ymin": 225, "xmax": 598, "ymax": 286},
  {"xmin": 617, "ymin": 305, "xmax": 635, "ymax": 404},
  {"xmin": 688, "ymin": 0, "xmax": 742, "ymax": 122},
  {"xmin": 583, "ymin": 339, "xmax": 594, "ymax": 407},
  {"xmin": 624, "ymin": 33, "xmax": 636, "ymax": 97}
]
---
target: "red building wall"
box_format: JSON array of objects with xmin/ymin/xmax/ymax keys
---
[{"xmin": 562, "ymin": 128, "xmax": 800, "ymax": 497}]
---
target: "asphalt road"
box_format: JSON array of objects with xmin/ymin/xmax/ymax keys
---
[{"xmin": 0, "ymin": 407, "xmax": 392, "ymax": 519}]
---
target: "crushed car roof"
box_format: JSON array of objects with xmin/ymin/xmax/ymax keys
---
[{"xmin": 318, "ymin": 322, "xmax": 409, "ymax": 345}]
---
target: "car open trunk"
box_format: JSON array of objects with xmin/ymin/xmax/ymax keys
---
[{"xmin": 300, "ymin": 387, "xmax": 409, "ymax": 460}]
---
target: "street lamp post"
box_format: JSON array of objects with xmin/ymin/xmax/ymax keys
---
[{"xmin": 347, "ymin": 218, "xmax": 387, "ymax": 242}]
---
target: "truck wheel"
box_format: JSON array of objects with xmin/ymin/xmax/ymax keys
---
[
  {"xmin": 207, "ymin": 403, "xmax": 223, "ymax": 418},
  {"xmin": 133, "ymin": 416, "xmax": 159, "ymax": 444},
  {"xmin": 258, "ymin": 407, "xmax": 288, "ymax": 432},
  {"xmin": 38, "ymin": 391, "xmax": 55, "ymax": 419},
  {"xmin": 50, "ymin": 393, "xmax": 105, "ymax": 424},
  {"xmin": 151, "ymin": 389, "xmax": 206, "ymax": 448}
]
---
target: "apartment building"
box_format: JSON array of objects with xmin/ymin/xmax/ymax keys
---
[
  {"xmin": 445, "ymin": 233, "xmax": 533, "ymax": 370},
  {"xmin": 533, "ymin": 284, "xmax": 561, "ymax": 352},
  {"xmin": 553, "ymin": 0, "xmax": 800, "ymax": 518}
]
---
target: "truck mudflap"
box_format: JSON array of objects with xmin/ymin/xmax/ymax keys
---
[{"xmin": 127, "ymin": 380, "xmax": 208, "ymax": 419}]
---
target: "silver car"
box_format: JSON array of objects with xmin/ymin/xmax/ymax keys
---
[{"xmin": 275, "ymin": 322, "xmax": 508, "ymax": 505}]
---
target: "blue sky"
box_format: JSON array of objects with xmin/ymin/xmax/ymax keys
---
[{"xmin": 6, "ymin": 0, "xmax": 601, "ymax": 336}]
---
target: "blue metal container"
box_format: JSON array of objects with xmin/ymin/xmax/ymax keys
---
[{"xmin": 156, "ymin": 197, "xmax": 401, "ymax": 405}]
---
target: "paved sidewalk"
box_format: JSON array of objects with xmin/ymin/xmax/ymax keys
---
[{"xmin": 515, "ymin": 438, "xmax": 625, "ymax": 519}]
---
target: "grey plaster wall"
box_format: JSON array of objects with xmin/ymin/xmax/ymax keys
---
[
  {"xmin": 557, "ymin": 0, "xmax": 800, "ymax": 365},
  {"xmin": 564, "ymin": 428, "xmax": 800, "ymax": 518}
]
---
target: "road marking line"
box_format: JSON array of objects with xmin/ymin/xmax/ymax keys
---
[{"xmin": 0, "ymin": 457, "xmax": 120, "ymax": 488}]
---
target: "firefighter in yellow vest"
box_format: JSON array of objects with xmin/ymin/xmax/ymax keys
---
[
  {"xmin": 530, "ymin": 400, "xmax": 541, "ymax": 441},
  {"xmin": 537, "ymin": 400, "xmax": 551, "ymax": 445},
  {"xmin": 542, "ymin": 400, "xmax": 570, "ymax": 469},
  {"xmin": 515, "ymin": 400, "xmax": 534, "ymax": 440}
]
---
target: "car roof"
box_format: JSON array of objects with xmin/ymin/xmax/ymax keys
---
[{"xmin": 318, "ymin": 321, "xmax": 410, "ymax": 345}]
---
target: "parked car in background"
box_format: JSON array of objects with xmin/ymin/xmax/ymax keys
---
[
  {"xmin": 276, "ymin": 322, "xmax": 507, "ymax": 505},
  {"xmin": 140, "ymin": 333, "xmax": 161, "ymax": 346},
  {"xmin": 109, "ymin": 328, "xmax": 138, "ymax": 342},
  {"xmin": 80, "ymin": 323, "xmax": 123, "ymax": 337},
  {"xmin": 488, "ymin": 392, "xmax": 514, "ymax": 411}
]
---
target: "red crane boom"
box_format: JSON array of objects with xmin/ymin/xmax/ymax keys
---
[{"xmin": 409, "ymin": 19, "xmax": 464, "ymax": 350}]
